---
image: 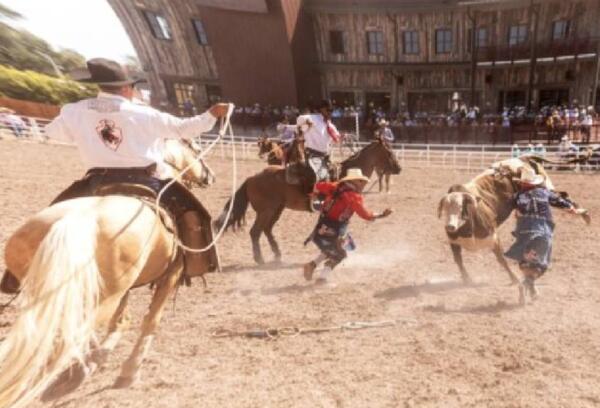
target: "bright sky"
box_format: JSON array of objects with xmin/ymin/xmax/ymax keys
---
[{"xmin": 3, "ymin": 0, "xmax": 136, "ymax": 62}]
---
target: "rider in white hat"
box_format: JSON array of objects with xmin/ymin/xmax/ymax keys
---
[
  {"xmin": 303, "ymin": 168, "xmax": 392, "ymax": 284},
  {"xmin": 505, "ymin": 167, "xmax": 577, "ymax": 299}
]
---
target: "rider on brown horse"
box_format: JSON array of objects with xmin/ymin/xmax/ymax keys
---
[
  {"xmin": 303, "ymin": 168, "xmax": 392, "ymax": 284},
  {"xmin": 43, "ymin": 58, "xmax": 229, "ymax": 279}
]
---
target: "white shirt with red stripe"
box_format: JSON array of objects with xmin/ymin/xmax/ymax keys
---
[
  {"xmin": 297, "ymin": 114, "xmax": 340, "ymax": 154},
  {"xmin": 45, "ymin": 92, "xmax": 217, "ymax": 178}
]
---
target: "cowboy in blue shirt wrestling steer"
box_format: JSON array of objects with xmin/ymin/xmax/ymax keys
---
[{"xmin": 505, "ymin": 167, "xmax": 579, "ymax": 302}]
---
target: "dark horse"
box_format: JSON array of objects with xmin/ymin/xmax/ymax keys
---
[
  {"xmin": 215, "ymin": 139, "xmax": 402, "ymax": 264},
  {"xmin": 257, "ymin": 136, "xmax": 285, "ymax": 165}
]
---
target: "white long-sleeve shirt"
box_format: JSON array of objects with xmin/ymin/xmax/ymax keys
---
[
  {"xmin": 45, "ymin": 92, "xmax": 217, "ymax": 177},
  {"xmin": 296, "ymin": 114, "xmax": 340, "ymax": 154}
]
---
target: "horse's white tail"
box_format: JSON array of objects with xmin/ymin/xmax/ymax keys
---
[{"xmin": 0, "ymin": 212, "xmax": 101, "ymax": 408}]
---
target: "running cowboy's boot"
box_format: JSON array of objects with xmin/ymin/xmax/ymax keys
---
[
  {"xmin": 303, "ymin": 261, "xmax": 317, "ymax": 281},
  {"xmin": 522, "ymin": 275, "xmax": 539, "ymax": 299}
]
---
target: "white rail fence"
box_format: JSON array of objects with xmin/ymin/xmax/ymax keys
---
[
  {"xmin": 2, "ymin": 117, "xmax": 597, "ymax": 172},
  {"xmin": 198, "ymin": 134, "xmax": 599, "ymax": 172}
]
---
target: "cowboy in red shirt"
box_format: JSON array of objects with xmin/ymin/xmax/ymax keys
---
[{"xmin": 303, "ymin": 168, "xmax": 392, "ymax": 284}]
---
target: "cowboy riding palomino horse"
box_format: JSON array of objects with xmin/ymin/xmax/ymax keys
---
[
  {"xmin": 215, "ymin": 138, "xmax": 401, "ymax": 264},
  {"xmin": 0, "ymin": 140, "xmax": 217, "ymax": 408}
]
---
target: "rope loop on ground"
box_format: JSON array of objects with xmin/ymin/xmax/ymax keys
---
[{"xmin": 211, "ymin": 318, "xmax": 417, "ymax": 340}]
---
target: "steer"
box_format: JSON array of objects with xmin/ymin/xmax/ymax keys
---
[{"xmin": 438, "ymin": 156, "xmax": 590, "ymax": 285}]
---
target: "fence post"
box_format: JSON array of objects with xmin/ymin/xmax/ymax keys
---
[
  {"xmin": 400, "ymin": 144, "xmax": 405, "ymax": 168},
  {"xmin": 28, "ymin": 118, "xmax": 42, "ymax": 139},
  {"xmin": 467, "ymin": 152, "xmax": 471, "ymax": 172},
  {"xmin": 453, "ymin": 145, "xmax": 457, "ymax": 168},
  {"xmin": 481, "ymin": 145, "xmax": 485, "ymax": 169}
]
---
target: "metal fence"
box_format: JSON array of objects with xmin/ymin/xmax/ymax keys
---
[
  {"xmin": 198, "ymin": 134, "xmax": 600, "ymax": 172},
  {"xmin": 2, "ymin": 117, "xmax": 598, "ymax": 173}
]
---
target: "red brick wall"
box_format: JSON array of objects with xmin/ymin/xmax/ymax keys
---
[{"xmin": 0, "ymin": 97, "xmax": 59, "ymax": 119}]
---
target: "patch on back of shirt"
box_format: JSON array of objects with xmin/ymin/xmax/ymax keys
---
[
  {"xmin": 88, "ymin": 98, "xmax": 121, "ymax": 113},
  {"xmin": 96, "ymin": 119, "xmax": 123, "ymax": 151}
]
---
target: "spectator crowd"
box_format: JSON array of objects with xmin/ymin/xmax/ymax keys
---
[{"xmin": 228, "ymin": 100, "xmax": 598, "ymax": 145}]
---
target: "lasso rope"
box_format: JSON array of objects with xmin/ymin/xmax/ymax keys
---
[
  {"xmin": 211, "ymin": 318, "xmax": 418, "ymax": 340},
  {"xmin": 154, "ymin": 103, "xmax": 237, "ymax": 254}
]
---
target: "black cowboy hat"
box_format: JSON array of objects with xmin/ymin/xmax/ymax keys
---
[
  {"xmin": 317, "ymin": 99, "xmax": 333, "ymax": 112},
  {"xmin": 77, "ymin": 58, "xmax": 145, "ymax": 87}
]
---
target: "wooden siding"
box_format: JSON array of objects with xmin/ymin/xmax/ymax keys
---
[
  {"xmin": 108, "ymin": 0, "xmax": 219, "ymax": 110},
  {"xmin": 312, "ymin": 0, "xmax": 600, "ymax": 111}
]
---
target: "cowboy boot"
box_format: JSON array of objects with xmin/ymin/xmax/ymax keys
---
[
  {"xmin": 179, "ymin": 211, "xmax": 214, "ymax": 280},
  {"xmin": 0, "ymin": 270, "xmax": 20, "ymax": 294},
  {"xmin": 303, "ymin": 261, "xmax": 316, "ymax": 281}
]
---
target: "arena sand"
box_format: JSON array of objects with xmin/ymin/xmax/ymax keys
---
[{"xmin": 1, "ymin": 139, "xmax": 600, "ymax": 408}]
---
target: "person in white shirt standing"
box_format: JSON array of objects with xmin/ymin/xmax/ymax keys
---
[
  {"xmin": 296, "ymin": 100, "xmax": 341, "ymax": 179},
  {"xmin": 45, "ymin": 58, "xmax": 230, "ymax": 278},
  {"xmin": 294, "ymin": 100, "xmax": 341, "ymax": 209}
]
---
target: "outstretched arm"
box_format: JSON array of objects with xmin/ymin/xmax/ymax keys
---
[
  {"xmin": 155, "ymin": 103, "xmax": 230, "ymax": 139},
  {"xmin": 548, "ymin": 191, "xmax": 574, "ymax": 210},
  {"xmin": 349, "ymin": 195, "xmax": 392, "ymax": 221}
]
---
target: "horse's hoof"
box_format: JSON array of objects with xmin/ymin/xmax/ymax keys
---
[
  {"xmin": 41, "ymin": 363, "xmax": 88, "ymax": 402},
  {"xmin": 113, "ymin": 374, "xmax": 138, "ymax": 389}
]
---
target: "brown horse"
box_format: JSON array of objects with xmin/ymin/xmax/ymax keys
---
[
  {"xmin": 257, "ymin": 136, "xmax": 285, "ymax": 165},
  {"xmin": 375, "ymin": 168, "xmax": 392, "ymax": 193},
  {"xmin": 215, "ymin": 139, "xmax": 401, "ymax": 264}
]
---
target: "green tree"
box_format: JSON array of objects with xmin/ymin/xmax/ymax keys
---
[
  {"xmin": 0, "ymin": 64, "xmax": 97, "ymax": 105},
  {"xmin": 0, "ymin": 2, "xmax": 86, "ymax": 76},
  {"xmin": 0, "ymin": 3, "xmax": 22, "ymax": 20}
]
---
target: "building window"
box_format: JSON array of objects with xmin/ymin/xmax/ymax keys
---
[
  {"xmin": 173, "ymin": 83, "xmax": 196, "ymax": 116},
  {"xmin": 329, "ymin": 30, "xmax": 345, "ymax": 54},
  {"xmin": 193, "ymin": 20, "xmax": 208, "ymax": 45},
  {"xmin": 552, "ymin": 20, "xmax": 569, "ymax": 41},
  {"xmin": 508, "ymin": 24, "xmax": 528, "ymax": 46},
  {"xmin": 435, "ymin": 29, "xmax": 452, "ymax": 54},
  {"xmin": 143, "ymin": 10, "xmax": 172, "ymax": 40},
  {"xmin": 467, "ymin": 27, "xmax": 488, "ymax": 52},
  {"xmin": 403, "ymin": 31, "xmax": 419, "ymax": 54},
  {"xmin": 366, "ymin": 30, "xmax": 384, "ymax": 55}
]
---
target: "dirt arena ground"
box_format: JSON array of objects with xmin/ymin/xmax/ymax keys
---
[{"xmin": 1, "ymin": 139, "xmax": 600, "ymax": 408}]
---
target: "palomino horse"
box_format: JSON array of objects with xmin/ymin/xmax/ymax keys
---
[
  {"xmin": 215, "ymin": 139, "xmax": 401, "ymax": 264},
  {"xmin": 163, "ymin": 138, "xmax": 216, "ymax": 188},
  {"xmin": 257, "ymin": 136, "xmax": 285, "ymax": 165},
  {"xmin": 0, "ymin": 140, "xmax": 216, "ymax": 407}
]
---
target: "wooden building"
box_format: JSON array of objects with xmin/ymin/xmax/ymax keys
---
[
  {"xmin": 308, "ymin": 0, "xmax": 600, "ymax": 113},
  {"xmin": 109, "ymin": 0, "xmax": 600, "ymax": 114},
  {"xmin": 108, "ymin": 0, "xmax": 321, "ymax": 115}
]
